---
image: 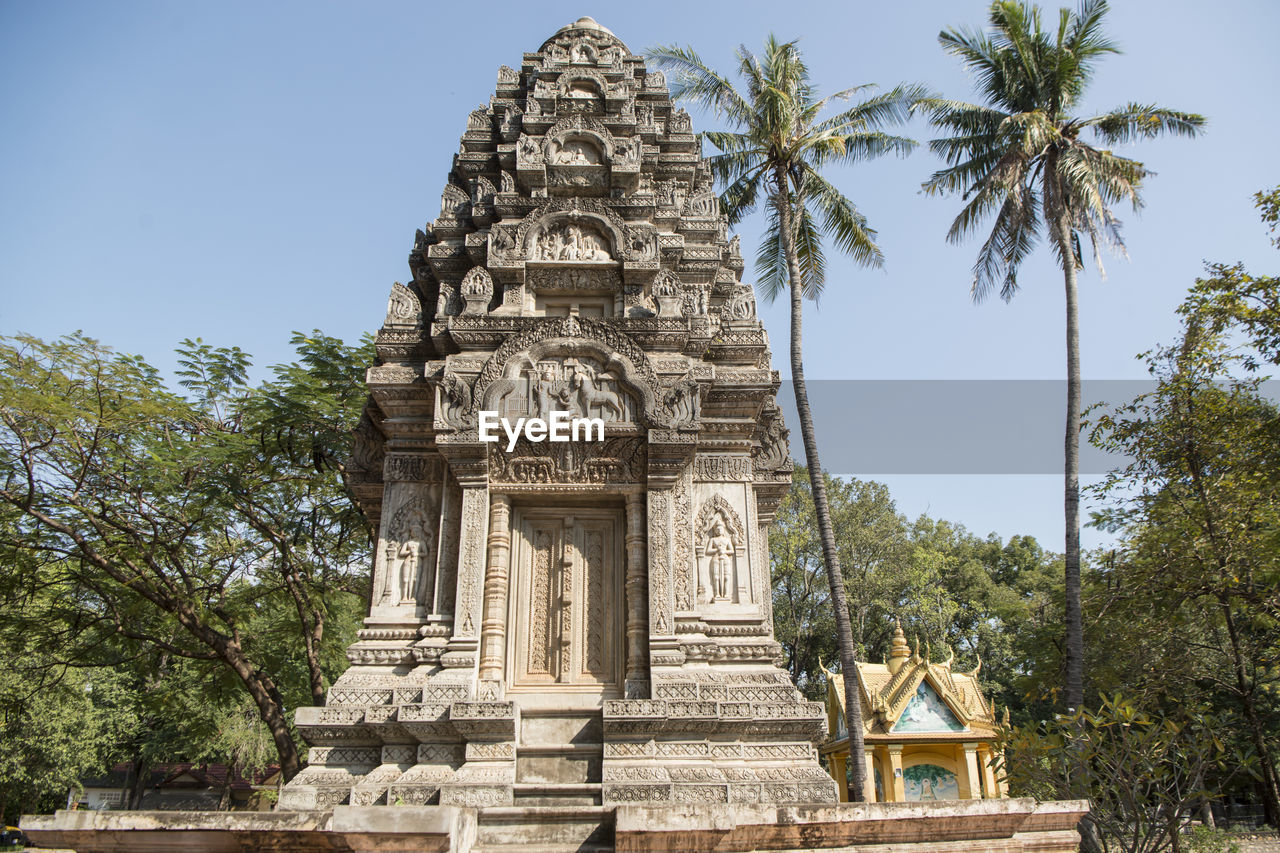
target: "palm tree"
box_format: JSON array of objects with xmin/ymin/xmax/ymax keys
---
[
  {"xmin": 919, "ymin": 0, "xmax": 1203, "ymax": 712},
  {"xmin": 648, "ymin": 36, "xmax": 920, "ymax": 802}
]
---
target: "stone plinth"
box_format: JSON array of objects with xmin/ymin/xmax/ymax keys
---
[{"xmin": 22, "ymin": 799, "xmax": 1089, "ymax": 852}]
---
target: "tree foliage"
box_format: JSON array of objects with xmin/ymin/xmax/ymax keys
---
[
  {"xmin": 920, "ymin": 0, "xmax": 1204, "ymax": 713},
  {"xmin": 0, "ymin": 332, "xmax": 373, "ymax": 783}
]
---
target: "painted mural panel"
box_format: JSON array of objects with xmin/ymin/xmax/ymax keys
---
[
  {"xmin": 891, "ymin": 680, "xmax": 966, "ymax": 733},
  {"xmin": 903, "ymin": 763, "xmax": 959, "ymax": 801}
]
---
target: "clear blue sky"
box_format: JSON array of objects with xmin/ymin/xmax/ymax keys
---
[{"xmin": 3, "ymin": 1, "xmax": 1277, "ymax": 551}]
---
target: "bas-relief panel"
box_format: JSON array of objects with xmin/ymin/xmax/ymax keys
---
[
  {"xmin": 489, "ymin": 355, "xmax": 635, "ymax": 424},
  {"xmin": 689, "ymin": 483, "xmax": 757, "ymax": 614},
  {"xmin": 371, "ymin": 482, "xmax": 442, "ymax": 615}
]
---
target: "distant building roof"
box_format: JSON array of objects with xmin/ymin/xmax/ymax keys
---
[{"xmin": 822, "ymin": 622, "xmax": 1003, "ymax": 746}]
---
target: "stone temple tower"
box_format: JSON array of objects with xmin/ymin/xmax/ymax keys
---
[{"xmin": 282, "ymin": 16, "xmax": 837, "ymax": 812}]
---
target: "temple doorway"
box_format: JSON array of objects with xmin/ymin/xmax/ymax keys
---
[{"xmin": 506, "ymin": 505, "xmax": 624, "ymax": 699}]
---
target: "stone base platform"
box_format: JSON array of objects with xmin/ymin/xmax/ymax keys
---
[{"xmin": 23, "ymin": 799, "xmax": 1088, "ymax": 852}]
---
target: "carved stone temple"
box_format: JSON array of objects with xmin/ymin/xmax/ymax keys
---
[
  {"xmin": 279, "ymin": 14, "xmax": 834, "ymax": 814},
  {"xmin": 22, "ymin": 18, "xmax": 1091, "ymax": 852}
]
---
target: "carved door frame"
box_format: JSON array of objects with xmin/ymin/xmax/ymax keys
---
[{"xmin": 505, "ymin": 504, "xmax": 625, "ymax": 698}]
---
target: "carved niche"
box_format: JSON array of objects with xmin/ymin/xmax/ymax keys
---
[
  {"xmin": 533, "ymin": 221, "xmax": 612, "ymax": 262},
  {"xmin": 380, "ymin": 489, "xmax": 439, "ymax": 607},
  {"xmin": 472, "ymin": 316, "xmax": 668, "ymax": 427},
  {"xmin": 694, "ymin": 494, "xmax": 749, "ymax": 606},
  {"xmin": 487, "ymin": 354, "xmax": 635, "ymax": 424}
]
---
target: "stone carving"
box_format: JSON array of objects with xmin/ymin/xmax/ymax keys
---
[
  {"xmin": 694, "ymin": 495, "xmax": 748, "ymax": 605},
  {"xmin": 351, "ymin": 407, "xmax": 386, "ymax": 475},
  {"xmin": 307, "ymin": 17, "xmax": 834, "ymax": 818},
  {"xmin": 461, "ymin": 266, "xmax": 493, "ymax": 297},
  {"xmin": 517, "ymin": 134, "xmax": 542, "ymax": 164},
  {"xmin": 525, "ymin": 266, "xmax": 621, "ymax": 293},
  {"xmin": 727, "ymin": 285, "xmax": 757, "ymax": 320},
  {"xmin": 385, "ymin": 282, "xmax": 421, "ymax": 326},
  {"xmin": 695, "ymin": 455, "xmax": 752, "ymax": 481},
  {"xmin": 474, "ymin": 176, "xmax": 496, "ymax": 205},
  {"xmin": 684, "ymin": 188, "xmax": 719, "ymax": 218},
  {"xmin": 661, "ymin": 380, "xmax": 699, "ymax": 428},
  {"xmin": 384, "ymin": 454, "xmax": 444, "ymax": 483},
  {"xmin": 535, "ymin": 222, "xmax": 612, "ymax": 261},
  {"xmin": 490, "ymin": 435, "xmax": 645, "ymax": 485},
  {"xmin": 569, "ymin": 40, "xmax": 597, "ymax": 64},
  {"xmin": 460, "ymin": 266, "xmax": 493, "ymax": 315},
  {"xmin": 489, "ymin": 355, "xmax": 632, "ymax": 423},
  {"xmin": 647, "ymin": 489, "xmax": 672, "ymax": 637},
  {"xmin": 429, "ymin": 371, "xmax": 475, "ymax": 429},
  {"xmin": 754, "ymin": 406, "xmax": 791, "ymax": 472},
  {"xmin": 382, "ymin": 491, "xmax": 436, "ymax": 605},
  {"xmin": 549, "ymin": 137, "xmax": 601, "ymax": 165},
  {"xmin": 440, "ymin": 183, "xmax": 470, "ymax": 218}
]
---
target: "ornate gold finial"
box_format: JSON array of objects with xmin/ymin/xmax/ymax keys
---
[
  {"xmin": 943, "ymin": 644, "xmax": 954, "ymax": 669},
  {"xmin": 967, "ymin": 654, "xmax": 982, "ymax": 679},
  {"xmin": 887, "ymin": 620, "xmax": 911, "ymax": 674}
]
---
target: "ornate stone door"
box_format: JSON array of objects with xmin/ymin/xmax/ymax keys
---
[{"xmin": 508, "ymin": 507, "xmax": 623, "ymax": 695}]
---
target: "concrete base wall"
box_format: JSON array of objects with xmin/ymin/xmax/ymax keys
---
[{"xmin": 23, "ymin": 798, "xmax": 1088, "ymax": 852}]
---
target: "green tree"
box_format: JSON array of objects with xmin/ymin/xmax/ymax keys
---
[
  {"xmin": 649, "ymin": 36, "xmax": 920, "ymax": 802},
  {"xmin": 1090, "ymin": 327, "xmax": 1280, "ymax": 823},
  {"xmin": 0, "ymin": 332, "xmax": 372, "ymax": 781},
  {"xmin": 1004, "ymin": 695, "xmax": 1247, "ymax": 853},
  {"xmin": 920, "ymin": 0, "xmax": 1204, "ymax": 711},
  {"xmin": 770, "ymin": 466, "xmax": 1062, "ymax": 724}
]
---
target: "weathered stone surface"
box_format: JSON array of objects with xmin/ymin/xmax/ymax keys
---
[
  {"xmin": 22, "ymin": 798, "xmax": 1089, "ymax": 851},
  {"xmin": 286, "ymin": 13, "xmax": 822, "ymax": 813}
]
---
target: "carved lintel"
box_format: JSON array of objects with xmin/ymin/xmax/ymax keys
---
[{"xmin": 383, "ymin": 453, "xmax": 445, "ymax": 483}]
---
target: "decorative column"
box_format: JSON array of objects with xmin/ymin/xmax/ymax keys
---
[
  {"xmin": 885, "ymin": 745, "xmax": 905, "ymax": 802},
  {"xmin": 829, "ymin": 753, "xmax": 847, "ymax": 802},
  {"xmin": 957, "ymin": 742, "xmax": 983, "ymax": 799},
  {"xmin": 623, "ymin": 492, "xmax": 650, "ymax": 696},
  {"xmin": 978, "ymin": 745, "xmax": 997, "ymax": 798},
  {"xmin": 864, "ymin": 748, "xmax": 878, "ymax": 802},
  {"xmin": 441, "ymin": 483, "xmax": 489, "ymax": 671},
  {"xmin": 478, "ymin": 494, "xmax": 512, "ymax": 684}
]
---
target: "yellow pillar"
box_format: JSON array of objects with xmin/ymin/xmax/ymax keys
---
[
  {"xmin": 831, "ymin": 753, "xmax": 849, "ymax": 802},
  {"xmin": 978, "ymin": 745, "xmax": 999, "ymax": 799},
  {"xmin": 864, "ymin": 749, "xmax": 878, "ymax": 803},
  {"xmin": 957, "ymin": 742, "xmax": 982, "ymax": 799},
  {"xmin": 885, "ymin": 745, "xmax": 905, "ymax": 802}
]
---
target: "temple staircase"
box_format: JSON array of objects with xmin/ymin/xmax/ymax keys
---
[{"xmin": 471, "ymin": 708, "xmax": 613, "ymax": 852}]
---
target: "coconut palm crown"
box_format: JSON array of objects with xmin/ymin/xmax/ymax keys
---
[
  {"xmin": 648, "ymin": 35, "xmax": 923, "ymax": 802},
  {"xmin": 919, "ymin": 0, "xmax": 1204, "ymax": 710}
]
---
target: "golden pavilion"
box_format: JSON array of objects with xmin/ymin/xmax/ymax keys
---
[{"xmin": 819, "ymin": 623, "xmax": 1008, "ymax": 803}]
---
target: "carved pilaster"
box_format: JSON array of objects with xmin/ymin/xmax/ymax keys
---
[
  {"xmin": 478, "ymin": 494, "xmax": 513, "ymax": 686},
  {"xmin": 624, "ymin": 492, "xmax": 650, "ymax": 696},
  {"xmin": 443, "ymin": 484, "xmax": 489, "ymax": 671}
]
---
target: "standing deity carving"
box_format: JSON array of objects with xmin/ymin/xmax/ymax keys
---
[
  {"xmin": 383, "ymin": 493, "xmax": 436, "ymax": 605},
  {"xmin": 706, "ymin": 518, "xmax": 735, "ymax": 602}
]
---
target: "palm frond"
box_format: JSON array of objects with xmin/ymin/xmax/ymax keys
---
[
  {"xmin": 646, "ymin": 44, "xmax": 753, "ymax": 125},
  {"xmin": 1088, "ymin": 104, "xmax": 1206, "ymax": 144}
]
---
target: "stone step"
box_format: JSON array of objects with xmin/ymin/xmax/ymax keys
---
[
  {"xmin": 512, "ymin": 782, "xmax": 602, "ymax": 807},
  {"xmin": 477, "ymin": 804, "xmax": 613, "ymax": 847},
  {"xmin": 519, "ymin": 711, "xmax": 602, "ymax": 745},
  {"xmin": 517, "ymin": 743, "xmax": 602, "ymax": 784}
]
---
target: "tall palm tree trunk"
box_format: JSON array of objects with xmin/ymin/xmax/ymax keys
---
[
  {"xmin": 773, "ymin": 168, "xmax": 866, "ymax": 801},
  {"xmin": 1054, "ymin": 206, "xmax": 1085, "ymax": 712}
]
